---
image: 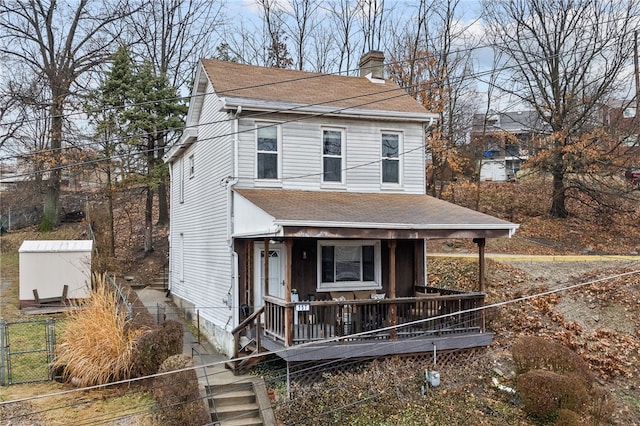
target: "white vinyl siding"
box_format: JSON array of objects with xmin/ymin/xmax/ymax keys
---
[
  {"xmin": 235, "ymin": 116, "xmax": 425, "ymax": 193},
  {"xmin": 168, "ymin": 80, "xmax": 234, "ymax": 336}
]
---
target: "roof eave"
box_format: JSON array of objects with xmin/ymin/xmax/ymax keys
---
[
  {"xmin": 275, "ymin": 220, "xmax": 519, "ymax": 237},
  {"xmin": 164, "ymin": 127, "xmax": 197, "ymax": 163},
  {"xmin": 222, "ymin": 96, "xmax": 437, "ymax": 123}
]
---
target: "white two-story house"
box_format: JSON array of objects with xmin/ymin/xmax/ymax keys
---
[{"xmin": 164, "ymin": 52, "xmax": 518, "ymax": 366}]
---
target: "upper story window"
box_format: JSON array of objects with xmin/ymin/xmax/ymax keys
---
[
  {"xmin": 179, "ymin": 157, "xmax": 185, "ymax": 203},
  {"xmin": 188, "ymin": 154, "xmax": 195, "ymax": 178},
  {"xmin": 322, "ymin": 128, "xmax": 344, "ymax": 183},
  {"xmin": 318, "ymin": 240, "xmax": 381, "ymax": 291},
  {"xmin": 256, "ymin": 123, "xmax": 280, "ymax": 180},
  {"xmin": 381, "ymin": 132, "xmax": 401, "ymax": 184}
]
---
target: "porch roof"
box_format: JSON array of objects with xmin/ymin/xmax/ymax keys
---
[{"xmin": 233, "ymin": 189, "xmax": 519, "ymax": 239}]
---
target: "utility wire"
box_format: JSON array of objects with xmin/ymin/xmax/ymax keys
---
[{"xmin": 2, "ymin": 267, "xmax": 637, "ymax": 409}]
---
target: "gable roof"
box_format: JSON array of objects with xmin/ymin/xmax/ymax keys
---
[
  {"xmin": 201, "ymin": 59, "xmax": 434, "ymax": 119},
  {"xmin": 234, "ymin": 189, "xmax": 519, "ymax": 239}
]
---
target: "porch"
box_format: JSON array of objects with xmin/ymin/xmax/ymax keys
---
[
  {"xmin": 230, "ymin": 188, "xmax": 518, "ymax": 366},
  {"xmin": 236, "ymin": 287, "xmax": 490, "ymax": 362}
]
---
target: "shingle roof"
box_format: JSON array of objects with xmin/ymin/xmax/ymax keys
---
[
  {"xmin": 201, "ymin": 59, "xmax": 430, "ymax": 115},
  {"xmin": 234, "ymin": 188, "xmax": 518, "ymax": 233}
]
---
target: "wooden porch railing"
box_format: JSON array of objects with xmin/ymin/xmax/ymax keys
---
[{"xmin": 263, "ymin": 289, "xmax": 485, "ymax": 346}]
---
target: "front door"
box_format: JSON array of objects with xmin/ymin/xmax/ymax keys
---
[{"xmin": 253, "ymin": 242, "xmax": 285, "ymax": 311}]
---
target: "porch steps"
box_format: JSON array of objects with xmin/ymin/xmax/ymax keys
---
[
  {"xmin": 225, "ymin": 337, "xmax": 265, "ymax": 375},
  {"xmin": 205, "ymin": 375, "xmax": 273, "ymax": 426}
]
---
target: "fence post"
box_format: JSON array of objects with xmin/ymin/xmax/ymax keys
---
[
  {"xmin": 0, "ymin": 319, "xmax": 6, "ymax": 385},
  {"xmin": 46, "ymin": 318, "xmax": 56, "ymax": 379}
]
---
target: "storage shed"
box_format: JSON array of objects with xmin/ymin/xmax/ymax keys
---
[{"xmin": 19, "ymin": 240, "xmax": 93, "ymax": 308}]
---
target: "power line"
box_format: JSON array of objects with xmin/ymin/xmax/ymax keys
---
[
  {"xmin": 2, "ymin": 267, "xmax": 637, "ymax": 410},
  {"xmin": 2, "ymin": 38, "xmax": 635, "ymax": 185},
  {"xmin": 2, "ymin": 8, "xmax": 638, "ymax": 148}
]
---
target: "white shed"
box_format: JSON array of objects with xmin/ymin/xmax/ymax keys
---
[{"xmin": 19, "ymin": 240, "xmax": 93, "ymax": 307}]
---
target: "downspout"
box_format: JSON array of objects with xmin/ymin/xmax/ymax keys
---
[
  {"xmin": 226, "ymin": 106, "xmax": 242, "ymax": 329},
  {"xmin": 167, "ymin": 162, "xmax": 173, "ymax": 294}
]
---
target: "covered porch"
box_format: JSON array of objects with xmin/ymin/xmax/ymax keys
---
[{"xmin": 231, "ymin": 189, "xmax": 518, "ymax": 364}]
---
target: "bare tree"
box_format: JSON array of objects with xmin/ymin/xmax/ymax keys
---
[
  {"xmin": 324, "ymin": 0, "xmax": 360, "ymax": 74},
  {"xmin": 0, "ymin": 0, "xmax": 134, "ymax": 230},
  {"xmin": 258, "ymin": 0, "xmax": 293, "ymax": 68},
  {"xmin": 283, "ymin": 0, "xmax": 320, "ymax": 70},
  {"xmin": 386, "ymin": 0, "xmax": 477, "ymax": 197},
  {"xmin": 483, "ymin": 0, "xmax": 639, "ymax": 217},
  {"xmin": 358, "ymin": 0, "xmax": 387, "ymax": 53}
]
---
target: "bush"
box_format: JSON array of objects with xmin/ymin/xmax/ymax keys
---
[
  {"xmin": 130, "ymin": 319, "xmax": 183, "ymax": 377},
  {"xmin": 153, "ymin": 354, "xmax": 211, "ymax": 426},
  {"xmin": 512, "ymin": 336, "xmax": 592, "ymax": 385},
  {"xmin": 512, "ymin": 336, "xmax": 614, "ymax": 425},
  {"xmin": 517, "ymin": 370, "xmax": 589, "ymax": 420}
]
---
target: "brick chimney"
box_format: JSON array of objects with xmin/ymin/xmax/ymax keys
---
[{"xmin": 359, "ymin": 51, "xmax": 385, "ymax": 80}]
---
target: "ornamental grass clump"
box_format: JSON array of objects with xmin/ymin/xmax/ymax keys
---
[{"xmin": 53, "ymin": 273, "xmax": 147, "ymax": 387}]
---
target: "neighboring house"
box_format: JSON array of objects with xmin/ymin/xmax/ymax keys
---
[
  {"xmin": 470, "ymin": 110, "xmax": 548, "ymax": 181},
  {"xmin": 164, "ymin": 51, "xmax": 519, "ymax": 366}
]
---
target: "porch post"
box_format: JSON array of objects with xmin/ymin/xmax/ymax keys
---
[
  {"xmin": 388, "ymin": 240, "xmax": 397, "ymax": 340},
  {"xmin": 263, "ymin": 238, "xmax": 270, "ymax": 297},
  {"xmin": 284, "ymin": 238, "xmax": 293, "ymax": 346},
  {"xmin": 414, "ymin": 239, "xmax": 425, "ymax": 288},
  {"xmin": 474, "ymin": 238, "xmax": 486, "ymax": 292},
  {"xmin": 473, "ymin": 238, "xmax": 486, "ymax": 332}
]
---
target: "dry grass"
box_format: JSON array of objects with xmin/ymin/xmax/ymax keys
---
[{"xmin": 53, "ymin": 273, "xmax": 148, "ymax": 387}]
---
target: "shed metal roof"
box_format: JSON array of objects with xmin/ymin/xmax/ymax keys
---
[{"xmin": 19, "ymin": 240, "xmax": 93, "ymax": 253}]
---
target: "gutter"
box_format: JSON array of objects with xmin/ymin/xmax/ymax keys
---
[{"xmin": 221, "ymin": 96, "xmax": 436, "ymax": 123}]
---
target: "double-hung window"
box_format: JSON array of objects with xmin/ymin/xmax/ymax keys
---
[
  {"xmin": 381, "ymin": 132, "xmax": 401, "ymax": 184},
  {"xmin": 188, "ymin": 154, "xmax": 195, "ymax": 178},
  {"xmin": 322, "ymin": 128, "xmax": 344, "ymax": 183},
  {"xmin": 256, "ymin": 123, "xmax": 280, "ymax": 180},
  {"xmin": 318, "ymin": 240, "xmax": 381, "ymax": 291}
]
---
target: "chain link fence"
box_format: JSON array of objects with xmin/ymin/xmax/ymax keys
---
[{"xmin": 0, "ymin": 318, "xmax": 61, "ymax": 385}]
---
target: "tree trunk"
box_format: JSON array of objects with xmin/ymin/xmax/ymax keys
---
[
  {"xmin": 106, "ymin": 168, "xmax": 115, "ymax": 257},
  {"xmin": 157, "ymin": 136, "xmax": 169, "ymax": 226},
  {"xmin": 157, "ymin": 180, "xmax": 168, "ymax": 226},
  {"xmin": 40, "ymin": 96, "xmax": 64, "ymax": 230},
  {"xmin": 145, "ymin": 136, "xmax": 155, "ymax": 253},
  {"xmin": 145, "ymin": 185, "xmax": 154, "ymax": 253},
  {"xmin": 549, "ymin": 159, "xmax": 568, "ymax": 218}
]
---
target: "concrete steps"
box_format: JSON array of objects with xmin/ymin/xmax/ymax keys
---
[{"xmin": 206, "ymin": 381, "xmax": 264, "ymax": 425}]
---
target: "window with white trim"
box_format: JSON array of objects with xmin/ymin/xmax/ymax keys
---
[
  {"xmin": 179, "ymin": 157, "xmax": 185, "ymax": 203},
  {"xmin": 322, "ymin": 128, "xmax": 344, "ymax": 183},
  {"xmin": 188, "ymin": 154, "xmax": 195, "ymax": 178},
  {"xmin": 381, "ymin": 132, "xmax": 401, "ymax": 184},
  {"xmin": 256, "ymin": 123, "xmax": 280, "ymax": 180},
  {"xmin": 318, "ymin": 240, "xmax": 381, "ymax": 291}
]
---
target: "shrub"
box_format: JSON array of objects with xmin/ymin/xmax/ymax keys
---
[
  {"xmin": 130, "ymin": 319, "xmax": 183, "ymax": 377},
  {"xmin": 512, "ymin": 336, "xmax": 614, "ymax": 425},
  {"xmin": 511, "ymin": 336, "xmax": 592, "ymax": 385},
  {"xmin": 517, "ymin": 370, "xmax": 589, "ymax": 420},
  {"xmin": 53, "ymin": 273, "xmax": 147, "ymax": 386},
  {"xmin": 153, "ymin": 354, "xmax": 211, "ymax": 426}
]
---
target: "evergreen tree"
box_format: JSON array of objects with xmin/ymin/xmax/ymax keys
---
[{"xmin": 123, "ymin": 61, "xmax": 187, "ymax": 253}]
